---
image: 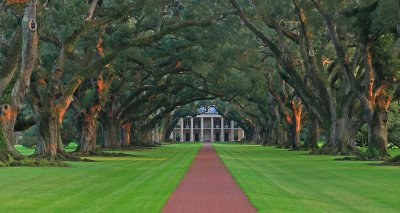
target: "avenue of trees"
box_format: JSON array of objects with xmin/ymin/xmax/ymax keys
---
[{"xmin": 0, "ymin": 0, "xmax": 399, "ymax": 166}]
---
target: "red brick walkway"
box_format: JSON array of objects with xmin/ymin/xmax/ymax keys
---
[{"xmin": 162, "ymin": 143, "xmax": 257, "ymax": 213}]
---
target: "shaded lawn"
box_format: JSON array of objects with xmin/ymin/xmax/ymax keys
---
[
  {"xmin": 0, "ymin": 143, "xmax": 201, "ymax": 213},
  {"xmin": 13, "ymin": 143, "xmax": 78, "ymax": 156},
  {"xmin": 213, "ymin": 143, "xmax": 400, "ymax": 213}
]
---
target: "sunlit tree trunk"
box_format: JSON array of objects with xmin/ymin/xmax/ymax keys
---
[
  {"xmin": 77, "ymin": 113, "xmax": 99, "ymax": 154},
  {"xmin": 365, "ymin": 93, "xmax": 392, "ymax": 159},
  {"xmin": 76, "ymin": 70, "xmax": 107, "ymax": 154},
  {"xmin": 33, "ymin": 109, "xmax": 66, "ymax": 160},
  {"xmin": 0, "ymin": 1, "xmax": 38, "ymax": 163},
  {"xmin": 291, "ymin": 98, "xmax": 302, "ymax": 149},
  {"xmin": 121, "ymin": 122, "xmax": 132, "ymax": 147}
]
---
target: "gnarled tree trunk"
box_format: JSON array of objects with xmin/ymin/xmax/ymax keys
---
[
  {"xmin": 100, "ymin": 110, "xmax": 120, "ymax": 149},
  {"xmin": 0, "ymin": 105, "xmax": 24, "ymax": 160},
  {"xmin": 290, "ymin": 98, "xmax": 302, "ymax": 150},
  {"xmin": 303, "ymin": 118, "xmax": 319, "ymax": 150},
  {"xmin": 0, "ymin": 1, "xmax": 38, "ymax": 164},
  {"xmin": 33, "ymin": 109, "xmax": 66, "ymax": 160},
  {"xmin": 121, "ymin": 122, "xmax": 132, "ymax": 147},
  {"xmin": 0, "ymin": 123, "xmax": 11, "ymax": 165},
  {"xmin": 76, "ymin": 113, "xmax": 99, "ymax": 154},
  {"xmin": 318, "ymin": 117, "xmax": 359, "ymax": 155},
  {"xmin": 76, "ymin": 70, "xmax": 106, "ymax": 154},
  {"xmin": 365, "ymin": 101, "xmax": 390, "ymax": 159}
]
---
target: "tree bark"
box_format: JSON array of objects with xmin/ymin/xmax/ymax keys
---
[
  {"xmin": 285, "ymin": 124, "xmax": 294, "ymax": 149},
  {"xmin": 0, "ymin": 105, "xmax": 24, "ymax": 160},
  {"xmin": 366, "ymin": 102, "xmax": 390, "ymax": 159},
  {"xmin": 361, "ymin": 45, "xmax": 392, "ymax": 160},
  {"xmin": 318, "ymin": 117, "xmax": 359, "ymax": 155},
  {"xmin": 263, "ymin": 124, "xmax": 275, "ymax": 146},
  {"xmin": 290, "ymin": 98, "xmax": 302, "ymax": 149},
  {"xmin": 76, "ymin": 113, "xmax": 99, "ymax": 154},
  {"xmin": 0, "ymin": 122, "xmax": 12, "ymax": 165},
  {"xmin": 273, "ymin": 106, "xmax": 285, "ymax": 148},
  {"xmin": 121, "ymin": 122, "xmax": 132, "ymax": 147},
  {"xmin": 303, "ymin": 118, "xmax": 320, "ymax": 150},
  {"xmin": 0, "ymin": 27, "xmax": 22, "ymax": 95},
  {"xmin": 260, "ymin": 128, "xmax": 269, "ymax": 146},
  {"xmin": 0, "ymin": 1, "xmax": 38, "ymax": 163},
  {"xmin": 100, "ymin": 110, "xmax": 120, "ymax": 148},
  {"xmin": 33, "ymin": 109, "xmax": 66, "ymax": 160},
  {"xmin": 76, "ymin": 68, "xmax": 107, "ymax": 154}
]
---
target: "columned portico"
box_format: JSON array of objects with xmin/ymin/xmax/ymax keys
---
[
  {"xmin": 211, "ymin": 117, "xmax": 214, "ymax": 142},
  {"xmin": 190, "ymin": 118, "xmax": 194, "ymax": 142},
  {"xmin": 173, "ymin": 106, "xmax": 245, "ymax": 142},
  {"xmin": 200, "ymin": 117, "xmax": 204, "ymax": 142},
  {"xmin": 180, "ymin": 118, "xmax": 184, "ymax": 142},
  {"xmin": 230, "ymin": 120, "xmax": 234, "ymax": 141},
  {"xmin": 221, "ymin": 117, "xmax": 224, "ymax": 141}
]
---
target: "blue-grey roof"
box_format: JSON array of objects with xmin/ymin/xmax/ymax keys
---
[
  {"xmin": 207, "ymin": 106, "xmax": 218, "ymax": 113},
  {"xmin": 197, "ymin": 106, "xmax": 218, "ymax": 114}
]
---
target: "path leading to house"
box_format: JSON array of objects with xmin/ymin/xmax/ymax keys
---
[{"xmin": 162, "ymin": 143, "xmax": 257, "ymax": 213}]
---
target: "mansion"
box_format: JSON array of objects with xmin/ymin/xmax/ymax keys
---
[{"xmin": 172, "ymin": 107, "xmax": 244, "ymax": 142}]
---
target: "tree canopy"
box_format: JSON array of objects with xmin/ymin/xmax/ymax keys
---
[{"xmin": 0, "ymin": 0, "xmax": 399, "ymax": 166}]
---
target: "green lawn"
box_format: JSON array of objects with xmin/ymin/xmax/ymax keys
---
[
  {"xmin": 213, "ymin": 143, "xmax": 400, "ymax": 213},
  {"xmin": 0, "ymin": 143, "xmax": 201, "ymax": 213}
]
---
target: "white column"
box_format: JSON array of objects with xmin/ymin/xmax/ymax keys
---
[
  {"xmin": 211, "ymin": 117, "xmax": 214, "ymax": 142},
  {"xmin": 238, "ymin": 128, "xmax": 242, "ymax": 142},
  {"xmin": 200, "ymin": 117, "xmax": 204, "ymax": 142},
  {"xmin": 221, "ymin": 117, "xmax": 224, "ymax": 141},
  {"xmin": 190, "ymin": 117, "xmax": 194, "ymax": 142},
  {"xmin": 230, "ymin": 120, "xmax": 234, "ymax": 141},
  {"xmin": 180, "ymin": 118, "xmax": 184, "ymax": 142}
]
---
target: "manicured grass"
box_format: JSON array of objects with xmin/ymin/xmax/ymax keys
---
[
  {"xmin": 14, "ymin": 143, "xmax": 78, "ymax": 156},
  {"xmin": 0, "ymin": 143, "xmax": 201, "ymax": 213},
  {"xmin": 213, "ymin": 143, "xmax": 400, "ymax": 213}
]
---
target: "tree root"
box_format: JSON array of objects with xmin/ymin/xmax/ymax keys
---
[
  {"xmin": 310, "ymin": 145, "xmax": 360, "ymax": 156},
  {"xmin": 380, "ymin": 155, "xmax": 400, "ymax": 166},
  {"xmin": 5, "ymin": 158, "xmax": 68, "ymax": 167},
  {"xmin": 336, "ymin": 152, "xmax": 391, "ymax": 161},
  {"xmin": 28, "ymin": 152, "xmax": 96, "ymax": 163},
  {"xmin": 72, "ymin": 151, "xmax": 132, "ymax": 157}
]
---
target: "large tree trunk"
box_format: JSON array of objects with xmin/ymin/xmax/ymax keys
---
[
  {"xmin": 366, "ymin": 105, "xmax": 390, "ymax": 159},
  {"xmin": 0, "ymin": 123, "xmax": 12, "ymax": 165},
  {"xmin": 0, "ymin": 105, "xmax": 24, "ymax": 160},
  {"xmin": 291, "ymin": 123, "xmax": 301, "ymax": 150},
  {"xmin": 253, "ymin": 125, "xmax": 261, "ymax": 143},
  {"xmin": 76, "ymin": 70, "xmax": 106, "ymax": 154},
  {"xmin": 285, "ymin": 124, "xmax": 294, "ymax": 149},
  {"xmin": 0, "ymin": 1, "xmax": 38, "ymax": 164},
  {"xmin": 318, "ymin": 117, "xmax": 359, "ymax": 155},
  {"xmin": 303, "ymin": 118, "xmax": 319, "ymax": 150},
  {"xmin": 121, "ymin": 122, "xmax": 132, "ymax": 147},
  {"xmin": 286, "ymin": 121, "xmax": 301, "ymax": 150},
  {"xmin": 359, "ymin": 43, "xmax": 392, "ymax": 160},
  {"xmin": 273, "ymin": 106, "xmax": 285, "ymax": 148},
  {"xmin": 260, "ymin": 128, "xmax": 269, "ymax": 145},
  {"xmin": 134, "ymin": 124, "xmax": 156, "ymax": 147},
  {"xmin": 76, "ymin": 113, "xmax": 99, "ymax": 154},
  {"xmin": 263, "ymin": 125, "xmax": 275, "ymax": 146},
  {"xmin": 275, "ymin": 124, "xmax": 285, "ymax": 148},
  {"xmin": 33, "ymin": 109, "xmax": 66, "ymax": 160},
  {"xmin": 101, "ymin": 112, "xmax": 120, "ymax": 149},
  {"xmin": 290, "ymin": 98, "xmax": 302, "ymax": 150}
]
